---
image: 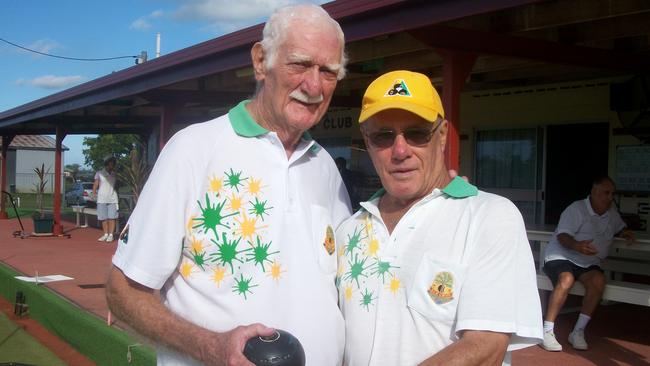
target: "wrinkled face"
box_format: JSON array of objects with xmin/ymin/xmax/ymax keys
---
[
  {"xmin": 258, "ymin": 21, "xmax": 342, "ymax": 132},
  {"xmin": 590, "ymin": 179, "xmax": 616, "ymax": 215},
  {"xmin": 363, "ymin": 109, "xmax": 447, "ymax": 204}
]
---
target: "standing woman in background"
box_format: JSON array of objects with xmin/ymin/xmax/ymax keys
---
[{"xmin": 93, "ymin": 155, "xmax": 118, "ymax": 242}]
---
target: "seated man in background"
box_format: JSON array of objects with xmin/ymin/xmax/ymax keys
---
[
  {"xmin": 337, "ymin": 70, "xmax": 543, "ymax": 366},
  {"xmin": 541, "ymin": 175, "xmax": 634, "ymax": 352}
]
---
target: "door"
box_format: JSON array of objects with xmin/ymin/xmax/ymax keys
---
[{"xmin": 544, "ymin": 123, "xmax": 609, "ymax": 224}]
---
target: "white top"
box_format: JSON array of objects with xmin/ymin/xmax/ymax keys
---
[
  {"xmin": 113, "ymin": 101, "xmax": 351, "ymax": 366},
  {"xmin": 94, "ymin": 168, "xmax": 118, "ymax": 204},
  {"xmin": 544, "ymin": 197, "xmax": 626, "ymax": 267},
  {"xmin": 337, "ymin": 179, "xmax": 543, "ymax": 366}
]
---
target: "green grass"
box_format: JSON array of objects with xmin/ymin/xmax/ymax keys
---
[
  {"xmin": 0, "ymin": 311, "xmax": 67, "ymax": 366},
  {"xmin": 6, "ymin": 208, "xmax": 35, "ymax": 219},
  {"xmin": 0, "ymin": 264, "xmax": 156, "ymax": 366},
  {"xmin": 3, "ymin": 193, "xmax": 74, "ymax": 218}
]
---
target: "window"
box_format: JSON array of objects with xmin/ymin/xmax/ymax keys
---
[{"xmin": 475, "ymin": 128, "xmax": 542, "ymax": 224}]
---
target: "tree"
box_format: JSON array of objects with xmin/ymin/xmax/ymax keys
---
[
  {"xmin": 65, "ymin": 163, "xmax": 81, "ymax": 181},
  {"xmin": 118, "ymin": 148, "xmax": 151, "ymax": 209},
  {"xmin": 83, "ymin": 134, "xmax": 138, "ymax": 171}
]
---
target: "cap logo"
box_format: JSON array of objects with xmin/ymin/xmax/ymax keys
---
[{"xmin": 385, "ymin": 79, "xmax": 411, "ymax": 97}]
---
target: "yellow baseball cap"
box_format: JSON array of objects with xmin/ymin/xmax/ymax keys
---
[{"xmin": 359, "ymin": 70, "xmax": 444, "ymax": 123}]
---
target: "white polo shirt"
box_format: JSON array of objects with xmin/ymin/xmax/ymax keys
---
[
  {"xmin": 544, "ymin": 197, "xmax": 626, "ymax": 267},
  {"xmin": 336, "ymin": 178, "xmax": 543, "ymax": 366},
  {"xmin": 94, "ymin": 168, "xmax": 118, "ymax": 204},
  {"xmin": 113, "ymin": 100, "xmax": 351, "ymax": 366}
]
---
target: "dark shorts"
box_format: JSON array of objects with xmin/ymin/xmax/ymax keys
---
[{"xmin": 543, "ymin": 259, "xmax": 603, "ymax": 286}]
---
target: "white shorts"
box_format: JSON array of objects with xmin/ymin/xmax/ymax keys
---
[{"xmin": 97, "ymin": 203, "xmax": 118, "ymax": 220}]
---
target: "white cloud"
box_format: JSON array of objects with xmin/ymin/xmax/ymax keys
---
[
  {"xmin": 15, "ymin": 75, "xmax": 85, "ymax": 90},
  {"xmin": 130, "ymin": 9, "xmax": 165, "ymax": 31},
  {"xmin": 172, "ymin": 0, "xmax": 325, "ymax": 33},
  {"xmin": 11, "ymin": 39, "xmax": 61, "ymax": 58},
  {"xmin": 150, "ymin": 9, "xmax": 164, "ymax": 18},
  {"xmin": 27, "ymin": 39, "xmax": 60, "ymax": 54},
  {"xmin": 130, "ymin": 17, "xmax": 152, "ymax": 30}
]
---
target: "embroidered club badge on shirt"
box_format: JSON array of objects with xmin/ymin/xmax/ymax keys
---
[
  {"xmin": 385, "ymin": 79, "xmax": 412, "ymax": 97},
  {"xmin": 323, "ymin": 225, "xmax": 335, "ymax": 255},
  {"xmin": 428, "ymin": 271, "xmax": 454, "ymax": 304}
]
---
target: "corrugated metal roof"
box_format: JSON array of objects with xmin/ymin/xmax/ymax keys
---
[{"xmin": 0, "ymin": 135, "xmax": 69, "ymax": 150}]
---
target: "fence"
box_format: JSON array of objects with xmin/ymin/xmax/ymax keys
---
[{"xmin": 14, "ymin": 173, "xmax": 65, "ymax": 194}]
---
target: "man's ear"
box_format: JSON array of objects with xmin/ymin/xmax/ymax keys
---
[
  {"xmin": 438, "ymin": 119, "xmax": 449, "ymax": 153},
  {"xmin": 251, "ymin": 42, "xmax": 266, "ymax": 82}
]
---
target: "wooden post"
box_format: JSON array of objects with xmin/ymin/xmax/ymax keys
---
[
  {"xmin": 438, "ymin": 49, "xmax": 476, "ymax": 171},
  {"xmin": 159, "ymin": 103, "xmax": 179, "ymax": 152},
  {"xmin": 0, "ymin": 134, "xmax": 15, "ymax": 219},
  {"xmin": 52, "ymin": 127, "xmax": 66, "ymax": 235}
]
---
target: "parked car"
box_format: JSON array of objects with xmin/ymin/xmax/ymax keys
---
[{"xmin": 65, "ymin": 182, "xmax": 95, "ymax": 206}]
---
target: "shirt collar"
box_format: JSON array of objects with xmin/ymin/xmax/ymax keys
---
[
  {"xmin": 228, "ymin": 100, "xmax": 320, "ymax": 153},
  {"xmin": 228, "ymin": 100, "xmax": 268, "ymax": 137},
  {"xmin": 442, "ymin": 176, "xmax": 479, "ymax": 198},
  {"xmin": 584, "ymin": 196, "xmax": 609, "ymax": 218},
  {"xmin": 360, "ymin": 176, "xmax": 478, "ymax": 212}
]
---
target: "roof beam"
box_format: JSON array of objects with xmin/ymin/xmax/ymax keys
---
[
  {"xmin": 141, "ymin": 89, "xmax": 251, "ymax": 105},
  {"xmin": 409, "ymin": 25, "xmax": 650, "ymax": 72},
  {"xmin": 336, "ymin": 0, "xmax": 542, "ymax": 41},
  {"xmin": 500, "ymin": 0, "xmax": 650, "ymax": 32}
]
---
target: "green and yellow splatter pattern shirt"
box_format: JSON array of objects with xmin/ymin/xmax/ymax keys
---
[
  {"xmin": 336, "ymin": 179, "xmax": 543, "ymax": 366},
  {"xmin": 113, "ymin": 100, "xmax": 351, "ymax": 366}
]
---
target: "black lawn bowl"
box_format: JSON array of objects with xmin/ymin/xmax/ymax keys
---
[{"xmin": 243, "ymin": 329, "xmax": 305, "ymax": 366}]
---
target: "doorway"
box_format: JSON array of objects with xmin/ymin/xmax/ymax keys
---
[{"xmin": 544, "ymin": 123, "xmax": 609, "ymax": 225}]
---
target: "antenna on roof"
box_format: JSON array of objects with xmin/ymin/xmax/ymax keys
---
[
  {"xmin": 135, "ymin": 51, "xmax": 148, "ymax": 65},
  {"xmin": 156, "ymin": 33, "xmax": 161, "ymax": 58}
]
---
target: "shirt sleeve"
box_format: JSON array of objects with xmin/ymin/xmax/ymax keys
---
[
  {"xmin": 112, "ymin": 130, "xmax": 196, "ymax": 289},
  {"xmin": 555, "ymin": 202, "xmax": 582, "ymax": 237},
  {"xmin": 455, "ymin": 198, "xmax": 543, "ymax": 351}
]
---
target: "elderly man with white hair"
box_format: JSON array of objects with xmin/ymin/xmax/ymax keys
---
[{"xmin": 106, "ymin": 4, "xmax": 351, "ymax": 365}]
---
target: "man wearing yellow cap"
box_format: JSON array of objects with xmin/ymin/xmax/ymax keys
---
[{"xmin": 336, "ymin": 70, "xmax": 543, "ymax": 365}]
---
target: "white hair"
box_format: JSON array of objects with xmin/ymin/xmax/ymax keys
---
[{"xmin": 261, "ymin": 3, "xmax": 348, "ymax": 80}]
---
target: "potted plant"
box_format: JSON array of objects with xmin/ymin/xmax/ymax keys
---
[
  {"xmin": 118, "ymin": 146, "xmax": 150, "ymax": 210},
  {"xmin": 32, "ymin": 163, "xmax": 53, "ymax": 234}
]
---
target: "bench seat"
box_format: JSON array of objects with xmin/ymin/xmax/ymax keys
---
[{"xmin": 537, "ymin": 273, "xmax": 650, "ymax": 307}]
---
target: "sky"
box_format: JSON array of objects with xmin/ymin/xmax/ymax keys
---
[{"xmin": 1, "ymin": 0, "xmax": 326, "ymax": 167}]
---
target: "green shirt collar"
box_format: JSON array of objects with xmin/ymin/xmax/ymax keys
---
[
  {"xmin": 442, "ymin": 176, "xmax": 478, "ymax": 198},
  {"xmin": 302, "ymin": 131, "xmax": 320, "ymax": 153},
  {"xmin": 228, "ymin": 100, "xmax": 268, "ymax": 137},
  {"xmin": 366, "ymin": 176, "xmax": 478, "ymax": 203},
  {"xmin": 367, "ymin": 188, "xmax": 386, "ymax": 202},
  {"xmin": 227, "ymin": 100, "xmax": 321, "ymax": 154}
]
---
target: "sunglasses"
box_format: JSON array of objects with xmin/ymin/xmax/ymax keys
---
[{"xmin": 364, "ymin": 121, "xmax": 441, "ymax": 149}]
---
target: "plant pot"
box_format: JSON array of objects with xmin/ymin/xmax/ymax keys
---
[{"xmin": 33, "ymin": 217, "xmax": 54, "ymax": 234}]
